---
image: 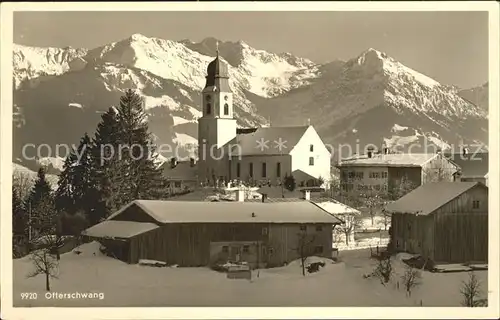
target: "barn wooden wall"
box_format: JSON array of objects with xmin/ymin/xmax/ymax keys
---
[
  {"xmin": 433, "ymin": 213, "xmax": 488, "ymax": 263},
  {"xmin": 391, "ymin": 213, "xmax": 434, "ymax": 258},
  {"xmin": 268, "ymin": 223, "xmax": 333, "ymax": 267},
  {"xmin": 432, "ymin": 185, "xmax": 488, "ymax": 263},
  {"xmin": 128, "ymin": 223, "xmax": 333, "ymax": 267},
  {"xmin": 391, "ymin": 184, "xmax": 488, "ymax": 263}
]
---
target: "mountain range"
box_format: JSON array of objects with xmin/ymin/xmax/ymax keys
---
[{"xmin": 12, "ymin": 33, "xmax": 488, "ymax": 173}]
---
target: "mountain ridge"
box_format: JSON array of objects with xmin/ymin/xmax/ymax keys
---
[{"xmin": 12, "ymin": 34, "xmax": 488, "ymax": 174}]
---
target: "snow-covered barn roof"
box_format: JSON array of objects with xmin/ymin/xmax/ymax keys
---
[
  {"xmin": 384, "ymin": 181, "xmax": 487, "ymax": 216},
  {"xmin": 107, "ymin": 199, "xmax": 343, "ymax": 225},
  {"xmin": 82, "ymin": 221, "xmax": 159, "ymax": 239}
]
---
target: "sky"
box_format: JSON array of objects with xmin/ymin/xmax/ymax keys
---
[{"xmin": 14, "ymin": 11, "xmax": 489, "ymax": 88}]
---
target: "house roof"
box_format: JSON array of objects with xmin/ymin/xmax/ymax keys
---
[
  {"xmin": 227, "ymin": 125, "xmax": 310, "ymax": 156},
  {"xmin": 446, "ymin": 152, "xmax": 488, "ymax": 178},
  {"xmin": 256, "ymin": 186, "xmax": 326, "ymax": 199},
  {"xmin": 313, "ymin": 198, "xmax": 361, "ymax": 215},
  {"xmin": 384, "ymin": 181, "xmax": 486, "ymax": 215},
  {"xmin": 337, "ymin": 153, "xmax": 438, "ymax": 167},
  {"xmin": 160, "ymin": 160, "xmax": 198, "ymax": 181},
  {"xmin": 108, "ymin": 199, "xmax": 343, "ymax": 224},
  {"xmin": 82, "ymin": 221, "xmax": 159, "ymax": 239}
]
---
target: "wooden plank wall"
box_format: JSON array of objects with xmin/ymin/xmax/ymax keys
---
[
  {"xmin": 391, "ymin": 213, "xmax": 434, "ymax": 258},
  {"xmin": 268, "ymin": 223, "xmax": 333, "ymax": 267},
  {"xmin": 128, "ymin": 223, "xmax": 334, "ymax": 267},
  {"xmin": 434, "ymin": 213, "xmax": 488, "ymax": 263}
]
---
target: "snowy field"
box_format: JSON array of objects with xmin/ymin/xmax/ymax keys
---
[{"xmin": 12, "ymin": 242, "xmax": 488, "ymax": 307}]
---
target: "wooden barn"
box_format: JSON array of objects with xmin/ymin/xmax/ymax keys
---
[
  {"xmin": 385, "ymin": 181, "xmax": 488, "ymax": 264},
  {"xmin": 82, "ymin": 200, "xmax": 342, "ymax": 268}
]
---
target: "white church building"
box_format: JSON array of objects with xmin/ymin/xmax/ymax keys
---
[{"xmin": 191, "ymin": 48, "xmax": 331, "ymax": 188}]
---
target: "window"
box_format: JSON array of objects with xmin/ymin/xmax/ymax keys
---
[
  {"xmin": 276, "ymin": 162, "xmax": 281, "ymax": 177},
  {"xmin": 174, "ymin": 181, "xmax": 182, "ymax": 188},
  {"xmin": 314, "ymin": 246, "xmax": 324, "ymax": 254},
  {"xmin": 222, "ymin": 246, "xmax": 229, "ymax": 253},
  {"xmin": 242, "ymin": 245, "xmax": 249, "ymax": 253},
  {"xmin": 310, "ymin": 144, "xmax": 314, "ymax": 152},
  {"xmin": 300, "ymin": 224, "xmax": 307, "ymax": 231},
  {"xmin": 473, "ymin": 200, "xmax": 480, "ymax": 209},
  {"xmin": 382, "ymin": 172, "xmax": 388, "ymax": 179},
  {"xmin": 249, "ymin": 163, "xmax": 253, "ymax": 177},
  {"xmin": 309, "ymin": 157, "xmax": 314, "ymax": 166},
  {"xmin": 224, "ymin": 103, "xmax": 229, "ymax": 115},
  {"xmin": 262, "ymin": 227, "xmax": 268, "ymax": 235},
  {"xmin": 369, "ymin": 172, "xmax": 381, "ymax": 179},
  {"xmin": 315, "ymin": 225, "xmax": 323, "ymax": 232},
  {"xmin": 262, "ymin": 162, "xmax": 267, "ymax": 178},
  {"xmin": 236, "ymin": 163, "xmax": 241, "ymax": 178},
  {"xmin": 269, "ymin": 247, "xmax": 274, "ymax": 255},
  {"xmin": 262, "ymin": 246, "xmax": 267, "ymax": 255},
  {"xmin": 355, "ymin": 172, "xmax": 364, "ymax": 179},
  {"xmin": 206, "ymin": 103, "xmax": 211, "ymax": 115}
]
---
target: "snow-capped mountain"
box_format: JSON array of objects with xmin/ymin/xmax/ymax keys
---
[
  {"xmin": 14, "ymin": 44, "xmax": 88, "ymax": 89},
  {"xmin": 458, "ymin": 82, "xmax": 489, "ymax": 112},
  {"xmin": 258, "ymin": 48, "xmax": 488, "ymax": 155},
  {"xmin": 13, "ymin": 35, "xmax": 488, "ymax": 173}
]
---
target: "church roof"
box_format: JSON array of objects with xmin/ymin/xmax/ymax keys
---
[
  {"xmin": 228, "ymin": 125, "xmax": 310, "ymax": 156},
  {"xmin": 204, "ymin": 49, "xmax": 231, "ymax": 92}
]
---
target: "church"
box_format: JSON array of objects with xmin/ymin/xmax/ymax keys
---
[{"xmin": 193, "ymin": 47, "xmax": 331, "ymax": 188}]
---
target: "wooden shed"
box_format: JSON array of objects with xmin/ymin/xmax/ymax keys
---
[
  {"xmin": 82, "ymin": 199, "xmax": 342, "ymax": 268},
  {"xmin": 385, "ymin": 181, "xmax": 488, "ymax": 264}
]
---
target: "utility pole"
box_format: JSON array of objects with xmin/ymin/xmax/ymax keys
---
[{"xmin": 28, "ymin": 201, "xmax": 32, "ymax": 243}]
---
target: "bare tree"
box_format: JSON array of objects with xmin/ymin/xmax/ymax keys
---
[
  {"xmin": 361, "ymin": 190, "xmax": 385, "ymax": 227},
  {"xmin": 388, "ymin": 175, "xmax": 416, "ymax": 201},
  {"xmin": 400, "ymin": 264, "xmax": 422, "ymax": 297},
  {"xmin": 292, "ymin": 229, "xmax": 316, "ymax": 276},
  {"xmin": 460, "ymin": 271, "xmax": 487, "ymax": 307},
  {"xmin": 336, "ymin": 213, "xmax": 363, "ymax": 246},
  {"xmin": 373, "ymin": 255, "xmax": 394, "ymax": 285},
  {"xmin": 13, "ymin": 169, "xmax": 34, "ymax": 201},
  {"xmin": 422, "ymin": 156, "xmax": 454, "ymax": 183},
  {"xmin": 27, "ymin": 248, "xmax": 59, "ymax": 291}
]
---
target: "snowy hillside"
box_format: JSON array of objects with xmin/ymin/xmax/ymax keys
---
[
  {"xmin": 458, "ymin": 82, "xmax": 489, "ymax": 112},
  {"xmin": 13, "ymin": 35, "xmax": 488, "ymax": 170},
  {"xmin": 13, "ymin": 163, "xmax": 59, "ymax": 191},
  {"xmin": 13, "ymin": 44, "xmax": 88, "ymax": 89},
  {"xmin": 259, "ymin": 48, "xmax": 488, "ymax": 154}
]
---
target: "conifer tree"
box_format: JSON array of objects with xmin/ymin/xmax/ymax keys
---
[
  {"xmin": 12, "ymin": 185, "xmax": 27, "ymax": 236},
  {"xmin": 55, "ymin": 152, "xmax": 78, "ymax": 213},
  {"xmin": 26, "ymin": 167, "xmax": 57, "ymax": 242},
  {"xmin": 55, "ymin": 133, "xmax": 101, "ymax": 224},
  {"xmin": 114, "ymin": 89, "xmax": 166, "ymax": 202},
  {"xmin": 27, "ymin": 167, "xmax": 53, "ymax": 211},
  {"xmin": 90, "ymin": 107, "xmax": 123, "ymax": 218}
]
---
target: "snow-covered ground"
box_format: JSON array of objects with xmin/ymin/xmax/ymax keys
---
[{"xmin": 12, "ymin": 242, "xmax": 487, "ymax": 307}]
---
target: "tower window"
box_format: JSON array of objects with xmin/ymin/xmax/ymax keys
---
[
  {"xmin": 249, "ymin": 163, "xmax": 253, "ymax": 178},
  {"xmin": 224, "ymin": 103, "xmax": 229, "ymax": 115},
  {"xmin": 276, "ymin": 162, "xmax": 281, "ymax": 177},
  {"xmin": 262, "ymin": 162, "xmax": 267, "ymax": 178},
  {"xmin": 309, "ymin": 157, "xmax": 314, "ymax": 166},
  {"xmin": 236, "ymin": 163, "xmax": 241, "ymax": 178},
  {"xmin": 206, "ymin": 103, "xmax": 212, "ymax": 115},
  {"xmin": 310, "ymin": 144, "xmax": 314, "ymax": 152}
]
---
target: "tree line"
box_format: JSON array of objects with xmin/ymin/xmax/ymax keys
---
[{"xmin": 13, "ymin": 90, "xmax": 168, "ymax": 258}]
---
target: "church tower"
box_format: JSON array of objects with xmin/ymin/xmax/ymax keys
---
[{"xmin": 198, "ymin": 42, "xmax": 237, "ymax": 183}]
